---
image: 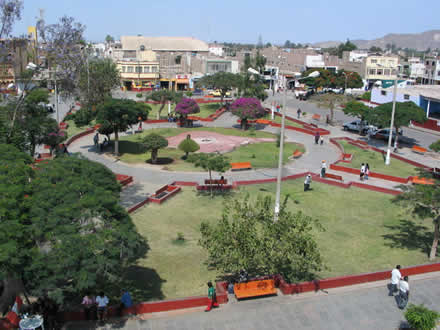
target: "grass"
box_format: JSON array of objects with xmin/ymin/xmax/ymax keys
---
[
  {"xmin": 117, "ymin": 128, "xmax": 303, "ymax": 170},
  {"xmin": 65, "ymin": 119, "xmax": 93, "ymax": 139},
  {"xmin": 129, "ymin": 180, "xmax": 436, "ymax": 301},
  {"xmin": 339, "ymin": 140, "xmax": 419, "ymax": 178},
  {"xmin": 146, "ymin": 102, "xmax": 222, "ymax": 120},
  {"xmin": 262, "ymin": 113, "xmax": 303, "ymax": 128}
]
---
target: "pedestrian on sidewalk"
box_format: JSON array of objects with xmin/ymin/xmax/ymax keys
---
[
  {"xmin": 138, "ymin": 117, "xmax": 143, "ymax": 131},
  {"xmin": 304, "ymin": 174, "xmax": 312, "ymax": 191},
  {"xmin": 398, "ymin": 276, "xmax": 409, "ymax": 309},
  {"xmin": 389, "ymin": 265, "xmax": 402, "ymax": 296},
  {"xmin": 360, "ymin": 163, "xmax": 366, "ymax": 181},
  {"xmin": 81, "ymin": 292, "xmax": 95, "ymax": 320},
  {"xmin": 205, "ymin": 282, "xmax": 219, "ymax": 312},
  {"xmin": 93, "ymin": 133, "xmax": 99, "ymax": 148},
  {"xmin": 365, "ymin": 163, "xmax": 370, "ymax": 180},
  {"xmin": 96, "ymin": 291, "xmax": 109, "ymax": 322},
  {"xmin": 320, "ymin": 136, "xmax": 324, "ymax": 145},
  {"xmin": 321, "ymin": 161, "xmax": 327, "ymax": 178},
  {"xmin": 315, "ymin": 131, "xmax": 320, "ymax": 145},
  {"xmin": 297, "ymin": 108, "xmax": 302, "ymax": 119},
  {"xmin": 118, "ymin": 289, "xmax": 133, "ymax": 316}
]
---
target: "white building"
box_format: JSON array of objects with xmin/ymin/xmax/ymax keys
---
[
  {"xmin": 348, "ymin": 50, "xmax": 368, "ymax": 63},
  {"xmin": 305, "ymin": 55, "xmax": 325, "ymax": 68},
  {"xmin": 209, "ymin": 43, "xmax": 224, "ymax": 57}
]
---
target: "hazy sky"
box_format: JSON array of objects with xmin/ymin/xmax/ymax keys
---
[{"xmin": 13, "ymin": 0, "xmax": 440, "ymax": 44}]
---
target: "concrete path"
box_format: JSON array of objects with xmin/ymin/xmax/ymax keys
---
[{"xmin": 64, "ymin": 272, "xmax": 440, "ymax": 330}]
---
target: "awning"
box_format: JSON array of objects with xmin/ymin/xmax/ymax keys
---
[{"xmin": 177, "ymin": 79, "xmax": 189, "ymax": 84}]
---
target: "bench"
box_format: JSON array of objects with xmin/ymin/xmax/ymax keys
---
[
  {"xmin": 325, "ymin": 173, "xmax": 343, "ymax": 181},
  {"xmin": 256, "ymin": 119, "xmax": 271, "ymax": 125},
  {"xmin": 149, "ymin": 184, "xmax": 181, "ymax": 204},
  {"xmin": 231, "ymin": 162, "xmax": 252, "ymax": 171},
  {"xmin": 234, "ymin": 279, "xmax": 277, "ymax": 300},
  {"xmin": 412, "ymin": 145, "xmax": 427, "ymax": 154},
  {"xmin": 204, "ymin": 179, "xmax": 227, "ymax": 185},
  {"xmin": 412, "ymin": 176, "xmax": 435, "ymax": 185},
  {"xmin": 312, "ymin": 114, "xmax": 321, "ymax": 121},
  {"xmin": 293, "ymin": 150, "xmax": 303, "ymax": 158}
]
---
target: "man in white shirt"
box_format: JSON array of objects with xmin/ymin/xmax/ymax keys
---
[
  {"xmin": 321, "ymin": 161, "xmax": 327, "ymax": 178},
  {"xmin": 389, "ymin": 265, "xmax": 402, "ymax": 296},
  {"xmin": 304, "ymin": 174, "xmax": 312, "ymax": 191},
  {"xmin": 398, "ymin": 276, "xmax": 409, "ymax": 309}
]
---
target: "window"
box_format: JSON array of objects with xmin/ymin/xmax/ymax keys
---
[
  {"xmin": 384, "ymin": 69, "xmax": 390, "ymax": 76},
  {"xmin": 369, "ymin": 69, "xmax": 376, "ymax": 75},
  {"xmin": 426, "ymin": 70, "xmax": 429, "ymax": 74},
  {"xmin": 404, "ymin": 94, "xmax": 410, "ymax": 100},
  {"xmin": 371, "ymin": 59, "xmax": 377, "ymax": 64},
  {"xmin": 121, "ymin": 66, "xmax": 126, "ymax": 73},
  {"xmin": 175, "ymin": 55, "xmax": 182, "ymax": 64},
  {"xmin": 151, "ymin": 66, "xmax": 158, "ymax": 73},
  {"xmin": 127, "ymin": 66, "xmax": 133, "ymax": 73},
  {"xmin": 426, "ymin": 61, "xmax": 430, "ymax": 65},
  {"xmin": 377, "ymin": 69, "xmax": 383, "ymax": 75},
  {"xmin": 391, "ymin": 69, "xmax": 397, "ymax": 75},
  {"xmin": 135, "ymin": 66, "xmax": 142, "ymax": 73},
  {"xmin": 381, "ymin": 90, "xmax": 387, "ymax": 96},
  {"xmin": 144, "ymin": 66, "xmax": 150, "ymax": 73},
  {"xmin": 433, "ymin": 61, "xmax": 436, "ymax": 66}
]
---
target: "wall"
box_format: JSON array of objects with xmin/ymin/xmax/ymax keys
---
[{"xmin": 371, "ymin": 87, "xmax": 420, "ymax": 105}]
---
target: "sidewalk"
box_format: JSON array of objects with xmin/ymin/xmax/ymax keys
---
[{"xmin": 64, "ymin": 272, "xmax": 440, "ymax": 330}]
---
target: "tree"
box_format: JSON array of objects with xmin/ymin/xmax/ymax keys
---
[
  {"xmin": 405, "ymin": 304, "xmax": 440, "ymax": 330},
  {"xmin": 394, "ymin": 169, "xmax": 440, "ymax": 260},
  {"xmin": 237, "ymin": 73, "xmax": 268, "ymax": 102},
  {"xmin": 78, "ymin": 58, "xmax": 120, "ymax": 107},
  {"xmin": 105, "ymin": 34, "xmax": 114, "ymax": 43},
  {"xmin": 342, "ymin": 101, "xmax": 371, "ymax": 134},
  {"xmin": 174, "ymin": 98, "xmax": 200, "ymax": 127},
  {"xmin": 199, "ymin": 195, "xmax": 324, "ymax": 282},
  {"xmin": 187, "ymin": 153, "xmax": 230, "ymax": 197},
  {"xmin": 429, "ymin": 140, "xmax": 440, "ymax": 152},
  {"xmin": 141, "ymin": 133, "xmax": 168, "ymax": 164},
  {"xmin": 255, "ymin": 51, "xmax": 266, "ymax": 74},
  {"xmin": 336, "ymin": 39, "xmax": 357, "ymax": 58},
  {"xmin": 309, "ymin": 93, "xmax": 351, "ymax": 124},
  {"xmin": 230, "ymin": 97, "xmax": 266, "ymax": 130},
  {"xmin": 197, "ymin": 72, "xmax": 239, "ymax": 104},
  {"xmin": 284, "ymin": 40, "xmax": 291, "ymax": 48},
  {"xmin": 366, "ymin": 101, "xmax": 427, "ymax": 148},
  {"xmin": 0, "ymin": 0, "xmax": 22, "ymax": 39},
  {"xmin": 146, "ymin": 90, "xmax": 182, "ymax": 120},
  {"xmin": 178, "ymin": 135, "xmax": 200, "ymax": 159},
  {"xmin": 96, "ymin": 98, "xmax": 150, "ymax": 155},
  {"xmin": 341, "ymin": 70, "xmax": 363, "ymax": 89},
  {"xmin": 369, "ymin": 46, "xmax": 383, "ymax": 53}
]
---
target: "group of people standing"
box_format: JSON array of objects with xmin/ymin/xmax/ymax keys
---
[
  {"xmin": 360, "ymin": 163, "xmax": 370, "ymax": 181},
  {"xmin": 81, "ymin": 290, "xmax": 132, "ymax": 322}
]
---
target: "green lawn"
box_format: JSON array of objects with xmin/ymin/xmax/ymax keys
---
[
  {"xmin": 339, "ymin": 140, "xmax": 418, "ymax": 178},
  {"xmin": 128, "ymin": 180, "xmax": 436, "ymax": 301},
  {"xmin": 146, "ymin": 103, "xmax": 222, "ymax": 120},
  {"xmin": 65, "ymin": 120, "xmax": 93, "ymax": 139},
  {"xmin": 117, "ymin": 128, "xmax": 302, "ymax": 170},
  {"xmin": 262, "ymin": 113, "xmax": 303, "ymax": 127}
]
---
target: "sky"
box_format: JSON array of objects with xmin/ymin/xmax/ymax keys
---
[{"xmin": 13, "ymin": 0, "xmax": 440, "ymax": 44}]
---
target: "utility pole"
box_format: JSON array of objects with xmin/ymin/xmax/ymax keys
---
[{"xmin": 385, "ymin": 75, "xmax": 398, "ymax": 165}]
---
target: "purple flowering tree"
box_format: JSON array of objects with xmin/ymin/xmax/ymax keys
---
[
  {"xmin": 230, "ymin": 98, "xmax": 266, "ymax": 130},
  {"xmin": 43, "ymin": 130, "xmax": 67, "ymax": 155},
  {"xmin": 175, "ymin": 98, "xmax": 200, "ymax": 127}
]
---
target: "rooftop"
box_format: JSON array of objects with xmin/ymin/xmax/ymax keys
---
[
  {"xmin": 120, "ymin": 36, "xmax": 209, "ymax": 52},
  {"xmin": 384, "ymin": 84, "xmax": 440, "ymax": 100}
]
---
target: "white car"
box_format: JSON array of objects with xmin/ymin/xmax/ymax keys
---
[{"xmin": 343, "ymin": 120, "xmax": 376, "ymax": 134}]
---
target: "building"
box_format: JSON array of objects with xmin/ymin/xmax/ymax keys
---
[
  {"xmin": 304, "ymin": 54, "xmax": 339, "ymax": 72},
  {"xmin": 363, "ymin": 54, "xmax": 399, "ymax": 88},
  {"xmin": 0, "ymin": 38, "xmax": 29, "ymax": 90},
  {"xmin": 116, "ymin": 50, "xmax": 160, "ymax": 91},
  {"xmin": 208, "ymin": 43, "xmax": 224, "ymax": 57},
  {"xmin": 423, "ymin": 58, "xmax": 440, "ymax": 85},
  {"xmin": 371, "ymin": 85, "xmax": 440, "ymax": 120},
  {"xmin": 118, "ymin": 36, "xmax": 209, "ymax": 91},
  {"xmin": 408, "ymin": 57, "xmax": 425, "ymax": 80}
]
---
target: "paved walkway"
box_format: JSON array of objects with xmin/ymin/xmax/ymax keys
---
[{"xmin": 64, "ymin": 272, "xmax": 440, "ymax": 330}]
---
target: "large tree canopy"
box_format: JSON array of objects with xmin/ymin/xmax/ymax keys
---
[
  {"xmin": 199, "ymin": 195, "xmax": 324, "ymax": 282},
  {"xmin": 230, "ymin": 97, "xmax": 266, "ymax": 129},
  {"xmin": 197, "ymin": 72, "xmax": 239, "ymax": 103},
  {"xmin": 0, "ymin": 149, "xmax": 148, "ymax": 305}
]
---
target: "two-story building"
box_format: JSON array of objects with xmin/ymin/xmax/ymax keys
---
[{"xmin": 423, "ymin": 58, "xmax": 440, "ymax": 85}]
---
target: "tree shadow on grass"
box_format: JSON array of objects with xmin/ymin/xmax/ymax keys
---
[
  {"xmin": 382, "ymin": 219, "xmax": 432, "ymax": 256},
  {"xmin": 121, "ymin": 265, "xmax": 166, "ymax": 302},
  {"xmin": 146, "ymin": 157, "xmax": 174, "ymax": 165}
]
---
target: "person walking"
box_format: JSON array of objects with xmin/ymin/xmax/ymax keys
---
[
  {"xmin": 304, "ymin": 174, "xmax": 312, "ymax": 191},
  {"xmin": 93, "ymin": 133, "xmax": 99, "ymax": 148},
  {"xmin": 297, "ymin": 108, "xmax": 302, "ymax": 119},
  {"xmin": 365, "ymin": 163, "xmax": 370, "ymax": 180},
  {"xmin": 315, "ymin": 131, "xmax": 320, "ymax": 145},
  {"xmin": 360, "ymin": 163, "xmax": 366, "ymax": 181},
  {"xmin": 398, "ymin": 276, "xmax": 409, "ymax": 309},
  {"xmin": 320, "ymin": 136, "xmax": 324, "ymax": 145},
  {"xmin": 205, "ymin": 282, "xmax": 219, "ymax": 312},
  {"xmin": 118, "ymin": 289, "xmax": 133, "ymax": 316},
  {"xmin": 96, "ymin": 291, "xmax": 109, "ymax": 322},
  {"xmin": 389, "ymin": 265, "xmax": 402, "ymax": 296},
  {"xmin": 321, "ymin": 161, "xmax": 327, "ymax": 178}
]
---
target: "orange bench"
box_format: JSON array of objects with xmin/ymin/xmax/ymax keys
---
[
  {"xmin": 234, "ymin": 279, "xmax": 277, "ymax": 299},
  {"xmin": 293, "ymin": 150, "xmax": 303, "ymax": 158},
  {"xmin": 412, "ymin": 145, "xmax": 427, "ymax": 154},
  {"xmin": 325, "ymin": 173, "xmax": 343, "ymax": 181},
  {"xmin": 312, "ymin": 114, "xmax": 321, "ymax": 121},
  {"xmin": 412, "ymin": 176, "xmax": 435, "ymax": 185},
  {"xmin": 231, "ymin": 162, "xmax": 252, "ymax": 171},
  {"xmin": 256, "ymin": 119, "xmax": 271, "ymax": 125}
]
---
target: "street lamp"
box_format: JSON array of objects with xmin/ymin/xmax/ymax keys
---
[
  {"xmin": 385, "ymin": 71, "xmax": 398, "ymax": 165},
  {"xmin": 274, "ymin": 71, "xmax": 320, "ymax": 221}
]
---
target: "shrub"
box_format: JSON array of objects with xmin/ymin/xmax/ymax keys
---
[
  {"xmin": 136, "ymin": 93, "xmax": 143, "ymax": 98},
  {"xmin": 175, "ymin": 98, "xmax": 200, "ymax": 116},
  {"xmin": 178, "ymin": 137, "xmax": 200, "ymax": 158},
  {"xmin": 185, "ymin": 91, "xmax": 193, "ymax": 97},
  {"xmin": 73, "ymin": 108, "xmax": 94, "ymax": 127},
  {"xmin": 405, "ymin": 304, "xmax": 440, "ymax": 330},
  {"xmin": 429, "ymin": 140, "xmax": 440, "ymax": 152},
  {"xmin": 230, "ymin": 97, "xmax": 266, "ymax": 120},
  {"xmin": 360, "ymin": 91, "xmax": 371, "ymax": 101}
]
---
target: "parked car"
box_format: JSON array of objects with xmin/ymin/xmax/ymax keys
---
[
  {"xmin": 371, "ymin": 128, "xmax": 403, "ymax": 142},
  {"xmin": 209, "ymin": 89, "xmax": 231, "ymax": 97},
  {"xmin": 342, "ymin": 120, "xmax": 376, "ymax": 134}
]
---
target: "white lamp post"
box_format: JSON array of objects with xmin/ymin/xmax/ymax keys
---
[{"xmin": 385, "ymin": 74, "xmax": 398, "ymax": 165}]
